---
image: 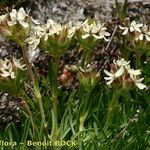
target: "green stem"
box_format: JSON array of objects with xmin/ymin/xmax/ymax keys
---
[
  {"xmin": 107, "ymin": 90, "xmax": 121, "ymax": 122},
  {"xmin": 79, "ymin": 90, "xmax": 92, "ymax": 131},
  {"xmin": 50, "ymin": 57, "xmax": 60, "ymax": 140},
  {"xmin": 33, "ymin": 80, "xmax": 46, "ymax": 138},
  {"xmin": 21, "ymin": 45, "xmax": 34, "ymax": 82},
  {"xmin": 51, "ymin": 95, "xmax": 59, "ymax": 140},
  {"xmin": 39, "ymin": 94, "xmax": 46, "ymax": 137}
]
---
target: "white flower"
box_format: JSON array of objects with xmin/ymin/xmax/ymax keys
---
[
  {"xmin": 81, "ymin": 20, "xmax": 110, "ymax": 40},
  {"xmin": 104, "ymin": 58, "xmax": 147, "ymax": 90},
  {"xmin": 119, "ymin": 25, "xmax": 129, "ymax": 35},
  {"xmin": 0, "ymin": 58, "xmax": 15, "ymax": 79},
  {"xmin": 136, "ymin": 25, "xmax": 150, "ymax": 41},
  {"xmin": 13, "ymin": 57, "xmax": 26, "ymax": 70},
  {"xmin": 33, "ymin": 26, "xmax": 45, "ymax": 37},
  {"xmin": 67, "ymin": 26, "xmax": 76, "ymax": 38},
  {"xmin": 7, "ymin": 7, "xmax": 29, "ymax": 28},
  {"xmin": 25, "ymin": 36, "xmax": 41, "ymax": 50},
  {"xmin": 114, "ymin": 58, "xmax": 130, "ymax": 67},
  {"xmin": 81, "ymin": 21, "xmax": 99, "ymax": 39},
  {"xmin": 39, "ymin": 19, "xmax": 64, "ymax": 41},
  {"xmin": 104, "ymin": 66, "xmax": 124, "ymax": 85},
  {"xmin": 130, "ymin": 76, "xmax": 147, "ymax": 90},
  {"xmin": 75, "ymin": 21, "xmax": 84, "ymax": 30},
  {"xmin": 49, "ymin": 24, "xmax": 63, "ymax": 36},
  {"xmin": 0, "ymin": 58, "xmax": 10, "ymax": 70},
  {"xmin": 0, "ymin": 14, "xmax": 7, "ymax": 23},
  {"xmin": 66, "ymin": 22, "xmax": 77, "ymax": 38},
  {"xmin": 130, "ymin": 20, "xmax": 143, "ymax": 32},
  {"xmin": 119, "ymin": 20, "xmax": 143, "ymax": 35},
  {"xmin": 127, "ymin": 67, "xmax": 141, "ymax": 76},
  {"xmin": 97, "ymin": 26, "xmax": 110, "ymax": 41}
]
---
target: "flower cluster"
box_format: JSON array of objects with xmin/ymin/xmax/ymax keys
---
[
  {"xmin": 80, "ymin": 19, "xmax": 110, "ymax": 41},
  {"xmin": 119, "ymin": 20, "xmax": 150, "ymax": 41},
  {"xmin": 7, "ymin": 8, "xmax": 29, "ymax": 28},
  {"xmin": 1, "ymin": 8, "xmax": 110, "ymax": 61},
  {"xmin": 26, "ymin": 19, "xmax": 65, "ymax": 50},
  {"xmin": 0, "ymin": 7, "xmax": 31, "ymax": 45},
  {"xmin": 77, "ymin": 63, "xmax": 100, "ymax": 89},
  {"xmin": 104, "ymin": 58, "xmax": 147, "ymax": 90},
  {"xmin": 0, "ymin": 57, "xmax": 26, "ymax": 80},
  {"xmin": 26, "ymin": 19, "xmax": 110, "ymax": 51},
  {"xmin": 0, "ymin": 7, "xmax": 29, "ymax": 27},
  {"xmin": 135, "ymin": 25, "xmax": 150, "ymax": 41},
  {"xmin": 0, "ymin": 58, "xmax": 15, "ymax": 79},
  {"xmin": 0, "ymin": 14, "xmax": 7, "ymax": 23}
]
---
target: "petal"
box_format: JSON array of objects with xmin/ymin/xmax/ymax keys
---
[
  {"xmin": 134, "ymin": 26, "xmax": 141, "ymax": 33},
  {"xmin": 136, "ymin": 82, "xmax": 147, "ymax": 90},
  {"xmin": 19, "ymin": 21, "xmax": 29, "ymax": 28},
  {"xmin": 81, "ymin": 34, "xmax": 90, "ymax": 39},
  {"xmin": 130, "ymin": 26, "xmax": 134, "ymax": 32},
  {"xmin": 93, "ymin": 34, "xmax": 101, "ymax": 39},
  {"xmin": 44, "ymin": 34, "xmax": 48, "ymax": 41},
  {"xmin": 0, "ymin": 14, "xmax": 7, "ymax": 22},
  {"xmin": 136, "ymin": 23, "xmax": 143, "ymax": 28},
  {"xmin": 0, "ymin": 70, "xmax": 10, "ymax": 77},
  {"xmin": 104, "ymin": 70, "xmax": 114, "ymax": 77},
  {"xmin": 104, "ymin": 37, "xmax": 110, "ymax": 42},
  {"xmin": 104, "ymin": 77, "xmax": 113, "ymax": 80},
  {"xmin": 7, "ymin": 21, "xmax": 16, "ymax": 26},
  {"xmin": 145, "ymin": 35, "xmax": 150, "ymax": 41},
  {"xmin": 106, "ymin": 79, "xmax": 114, "ymax": 85},
  {"xmin": 10, "ymin": 9, "xmax": 17, "ymax": 22},
  {"xmin": 136, "ymin": 78, "xmax": 144, "ymax": 82},
  {"xmin": 115, "ymin": 66, "xmax": 124, "ymax": 77},
  {"xmin": 18, "ymin": 7, "xmax": 27, "ymax": 21},
  {"xmin": 131, "ymin": 20, "xmax": 136, "ymax": 26},
  {"xmin": 119, "ymin": 25, "xmax": 125, "ymax": 30},
  {"xmin": 122, "ymin": 28, "xmax": 128, "ymax": 35},
  {"xmin": 139, "ymin": 34, "xmax": 144, "ymax": 40},
  {"xmin": 11, "ymin": 72, "xmax": 15, "ymax": 79},
  {"xmin": 26, "ymin": 37, "xmax": 38, "ymax": 45},
  {"xmin": 128, "ymin": 69, "xmax": 141, "ymax": 76},
  {"xmin": 105, "ymin": 32, "xmax": 111, "ymax": 36},
  {"xmin": 32, "ymin": 40, "xmax": 40, "ymax": 50}
]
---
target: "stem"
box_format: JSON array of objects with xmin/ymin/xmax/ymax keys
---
[
  {"xmin": 33, "ymin": 80, "xmax": 46, "ymax": 138},
  {"xmin": 50, "ymin": 57, "xmax": 60, "ymax": 140},
  {"xmin": 21, "ymin": 45, "xmax": 34, "ymax": 82},
  {"xmin": 107, "ymin": 90, "xmax": 121, "ymax": 122},
  {"xmin": 39, "ymin": 94, "xmax": 46, "ymax": 137},
  {"xmin": 51, "ymin": 95, "xmax": 59, "ymax": 140},
  {"xmin": 79, "ymin": 90, "xmax": 92, "ymax": 131}
]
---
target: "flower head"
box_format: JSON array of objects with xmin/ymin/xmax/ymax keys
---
[
  {"xmin": 104, "ymin": 58, "xmax": 147, "ymax": 90},
  {"xmin": 0, "ymin": 58, "xmax": 15, "ymax": 79},
  {"xmin": 12, "ymin": 57, "xmax": 26, "ymax": 70},
  {"xmin": 0, "ymin": 14, "xmax": 8, "ymax": 23},
  {"xmin": 80, "ymin": 19, "xmax": 110, "ymax": 41},
  {"xmin": 7, "ymin": 7, "xmax": 29, "ymax": 28},
  {"xmin": 119, "ymin": 20, "xmax": 143, "ymax": 35},
  {"xmin": 135, "ymin": 25, "xmax": 150, "ymax": 41},
  {"xmin": 0, "ymin": 57, "xmax": 26, "ymax": 80},
  {"xmin": 25, "ymin": 35, "xmax": 41, "ymax": 50}
]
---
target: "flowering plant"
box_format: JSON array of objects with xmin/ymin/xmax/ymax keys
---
[{"xmin": 0, "ymin": 5, "xmax": 149, "ymax": 150}]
